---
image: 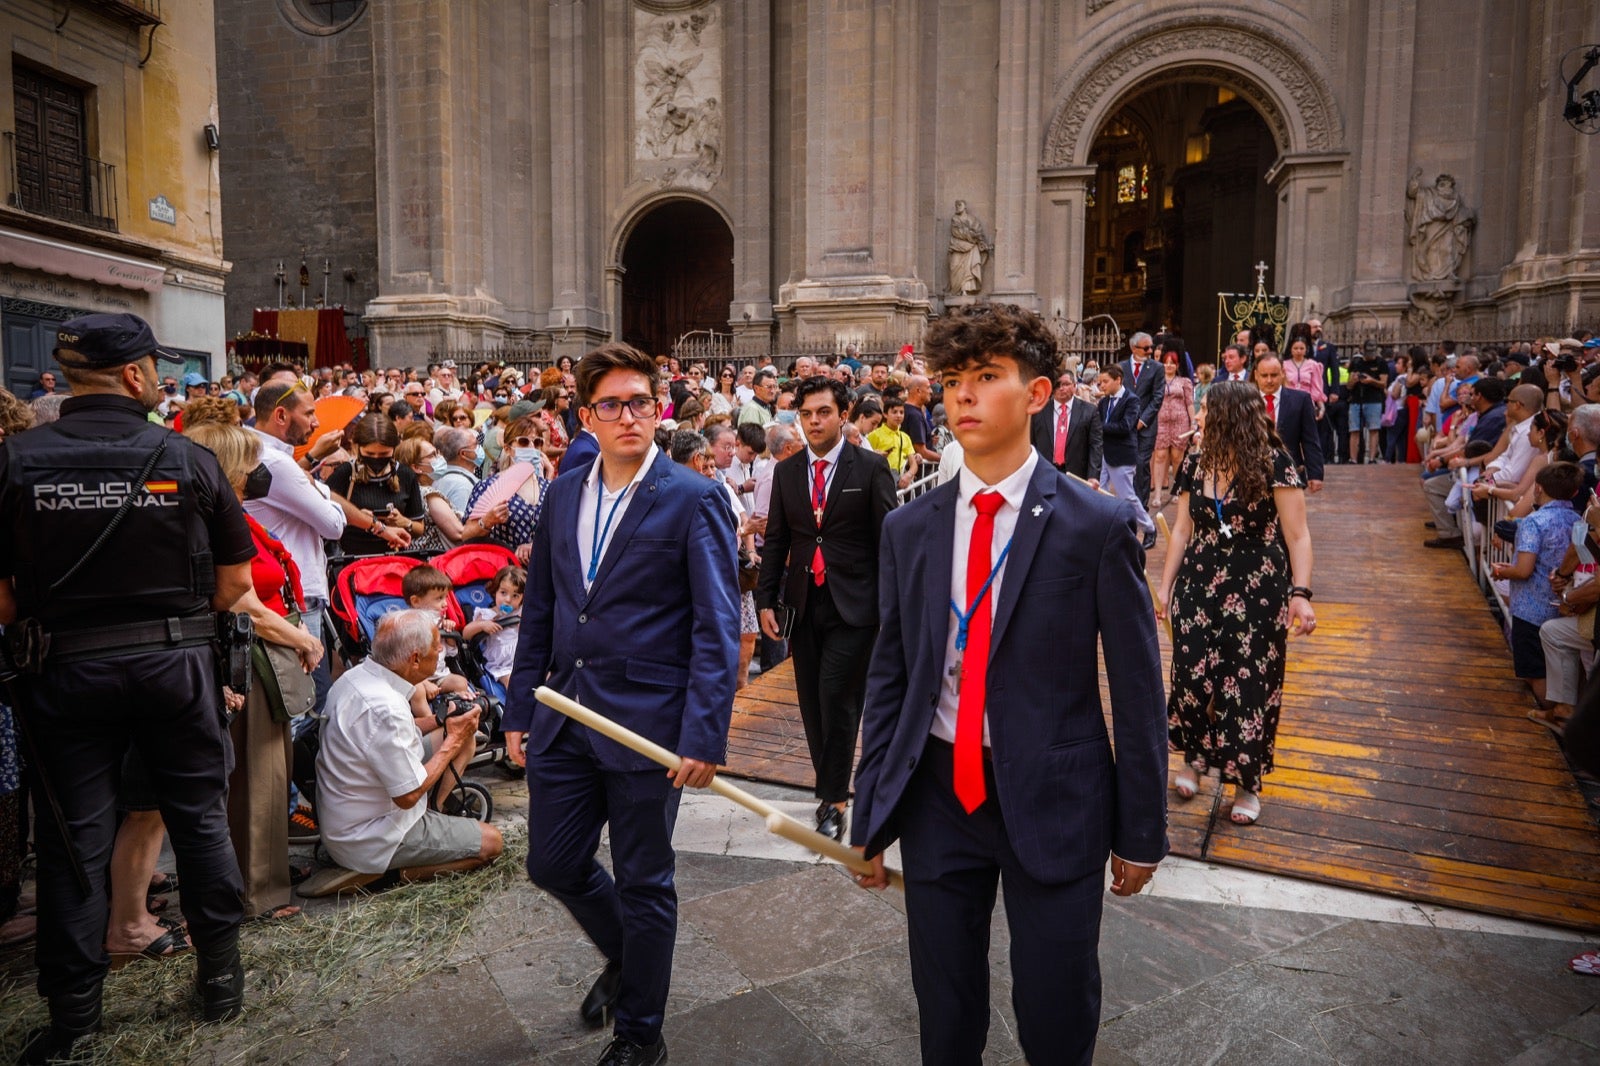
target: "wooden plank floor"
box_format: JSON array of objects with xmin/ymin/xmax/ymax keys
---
[{"xmin": 723, "ymin": 464, "xmax": 1600, "ymax": 932}]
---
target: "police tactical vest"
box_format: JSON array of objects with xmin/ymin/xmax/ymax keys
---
[{"xmin": 5, "ymin": 419, "xmax": 215, "ymax": 625}]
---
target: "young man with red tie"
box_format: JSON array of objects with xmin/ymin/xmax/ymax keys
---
[{"xmin": 851, "ymin": 303, "xmax": 1168, "ymax": 1065}]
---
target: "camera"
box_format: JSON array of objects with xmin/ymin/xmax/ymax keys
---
[{"xmin": 1555, "ymin": 354, "xmax": 1578, "ymax": 372}]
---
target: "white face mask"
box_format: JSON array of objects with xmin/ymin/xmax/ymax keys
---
[
  {"xmin": 428, "ymin": 456, "xmax": 448, "ymax": 477},
  {"xmin": 513, "ymin": 447, "xmax": 541, "ymax": 465}
]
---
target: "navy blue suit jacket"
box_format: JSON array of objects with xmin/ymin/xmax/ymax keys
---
[
  {"xmin": 1271, "ymin": 387, "xmax": 1325, "ymax": 483},
  {"xmin": 850, "ymin": 460, "xmax": 1169, "ymax": 883},
  {"xmin": 558, "ymin": 430, "xmax": 600, "ymax": 477},
  {"xmin": 504, "ymin": 449, "xmax": 741, "ymax": 771},
  {"xmin": 1097, "ymin": 390, "xmax": 1141, "ymax": 467}
]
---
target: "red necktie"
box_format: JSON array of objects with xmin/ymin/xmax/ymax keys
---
[
  {"xmin": 811, "ymin": 459, "xmax": 827, "ymax": 586},
  {"xmin": 1130, "ymin": 361, "xmax": 1139, "ymax": 385},
  {"xmin": 954, "ymin": 490, "xmax": 1005, "ymax": 813},
  {"xmin": 1265, "ymin": 392, "xmax": 1276, "ymax": 419},
  {"xmin": 1053, "ymin": 404, "xmax": 1069, "ymax": 466}
]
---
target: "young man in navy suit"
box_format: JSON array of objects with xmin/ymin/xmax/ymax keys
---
[
  {"xmin": 852, "ymin": 303, "xmax": 1168, "ymax": 1066},
  {"xmin": 504, "ymin": 343, "xmax": 740, "ymax": 1066},
  {"xmin": 1097, "ymin": 365, "xmax": 1158, "ymax": 548}
]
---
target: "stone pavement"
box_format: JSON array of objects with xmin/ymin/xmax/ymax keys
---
[{"xmin": 247, "ymin": 774, "xmax": 1599, "ymax": 1065}]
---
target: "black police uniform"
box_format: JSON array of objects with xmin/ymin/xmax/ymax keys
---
[{"xmin": 0, "ymin": 395, "xmax": 255, "ymax": 1012}]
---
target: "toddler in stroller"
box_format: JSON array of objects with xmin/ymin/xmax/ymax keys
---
[{"xmin": 460, "ymin": 564, "xmax": 524, "ymax": 690}]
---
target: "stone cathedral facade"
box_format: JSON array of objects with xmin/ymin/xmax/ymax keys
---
[{"xmin": 216, "ymin": 0, "xmax": 1600, "ymax": 366}]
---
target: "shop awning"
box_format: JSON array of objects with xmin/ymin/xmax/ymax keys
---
[{"xmin": 0, "ymin": 227, "xmax": 165, "ymax": 293}]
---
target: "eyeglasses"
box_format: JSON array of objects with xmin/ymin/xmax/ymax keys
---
[
  {"xmin": 588, "ymin": 396, "xmax": 659, "ymax": 421},
  {"xmin": 511, "ymin": 436, "xmax": 536, "ymax": 448},
  {"xmin": 1133, "ymin": 344, "xmax": 1153, "ymax": 352}
]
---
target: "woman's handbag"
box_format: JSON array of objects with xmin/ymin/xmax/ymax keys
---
[{"xmin": 251, "ymin": 602, "xmax": 316, "ymax": 724}]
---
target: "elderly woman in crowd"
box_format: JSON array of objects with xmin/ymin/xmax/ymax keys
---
[
  {"xmin": 395, "ymin": 435, "xmax": 510, "ymax": 550},
  {"xmin": 1156, "ymin": 381, "xmax": 1316, "ymax": 827},
  {"xmin": 326, "ymin": 414, "xmax": 425, "ymax": 556},
  {"xmin": 186, "ymin": 422, "xmax": 323, "ymax": 920},
  {"xmin": 464, "ymin": 412, "xmax": 552, "ymax": 564}
]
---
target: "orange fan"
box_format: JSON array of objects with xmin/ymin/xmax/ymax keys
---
[{"xmin": 293, "ymin": 395, "xmax": 368, "ymax": 461}]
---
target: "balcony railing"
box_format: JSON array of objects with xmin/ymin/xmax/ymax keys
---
[
  {"xmin": 73, "ymin": 0, "xmax": 163, "ymax": 28},
  {"xmin": 3, "ymin": 132, "xmax": 119, "ymax": 233}
]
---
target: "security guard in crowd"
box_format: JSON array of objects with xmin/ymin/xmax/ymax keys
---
[{"xmin": 0, "ymin": 314, "xmax": 257, "ymax": 1062}]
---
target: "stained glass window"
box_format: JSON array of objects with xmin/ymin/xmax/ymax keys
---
[
  {"xmin": 1116, "ymin": 165, "xmax": 1136, "ymax": 204},
  {"xmin": 1140, "ymin": 164, "xmax": 1150, "ymax": 200},
  {"xmin": 1086, "ymin": 183, "xmax": 1096, "ymax": 208}
]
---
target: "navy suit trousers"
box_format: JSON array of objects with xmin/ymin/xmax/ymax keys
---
[
  {"xmin": 524, "ymin": 721, "xmax": 684, "ymax": 1045},
  {"xmin": 900, "ymin": 738, "xmax": 1104, "ymax": 1066}
]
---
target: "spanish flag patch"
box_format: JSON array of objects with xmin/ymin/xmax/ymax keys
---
[{"xmin": 144, "ymin": 481, "xmax": 178, "ymax": 495}]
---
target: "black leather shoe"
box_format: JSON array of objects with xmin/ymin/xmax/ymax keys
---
[
  {"xmin": 579, "ymin": 960, "xmax": 622, "ymax": 1028},
  {"xmin": 197, "ymin": 950, "xmax": 245, "ymax": 1022},
  {"xmin": 816, "ymin": 804, "xmax": 846, "ymax": 842},
  {"xmin": 1141, "ymin": 529, "xmax": 1158, "ymax": 550},
  {"xmin": 596, "ymin": 1036, "xmax": 667, "ymax": 1066},
  {"xmin": 20, "ymin": 981, "xmax": 102, "ymax": 1064}
]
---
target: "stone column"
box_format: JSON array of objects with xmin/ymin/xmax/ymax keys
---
[
  {"xmin": 1037, "ymin": 165, "xmax": 1096, "ymax": 324},
  {"xmin": 988, "ymin": 0, "xmax": 1043, "ymax": 306},
  {"xmin": 1266, "ymin": 152, "xmax": 1348, "ymax": 321},
  {"xmin": 1346, "ymin": 0, "xmax": 1416, "ymax": 312},
  {"xmin": 546, "ymin": 0, "xmax": 608, "ymax": 357},
  {"xmin": 727, "ymin": 0, "xmax": 774, "ymax": 344}
]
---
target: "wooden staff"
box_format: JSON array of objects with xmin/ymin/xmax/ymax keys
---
[
  {"xmin": 1063, "ymin": 470, "xmax": 1173, "ymax": 639},
  {"xmin": 534, "ymin": 686, "xmax": 904, "ymax": 891}
]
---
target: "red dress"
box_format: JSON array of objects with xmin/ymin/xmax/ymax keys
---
[{"xmin": 244, "ymin": 514, "xmax": 305, "ymax": 617}]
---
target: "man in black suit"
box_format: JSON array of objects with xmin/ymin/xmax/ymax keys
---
[
  {"xmin": 1120, "ymin": 332, "xmax": 1164, "ymax": 509},
  {"xmin": 757, "ymin": 377, "xmax": 898, "ymax": 840},
  {"xmin": 1030, "ymin": 371, "xmax": 1102, "ymax": 483},
  {"xmin": 1254, "ymin": 355, "xmax": 1325, "ymax": 493},
  {"xmin": 1096, "ymin": 365, "xmax": 1157, "ymax": 548}
]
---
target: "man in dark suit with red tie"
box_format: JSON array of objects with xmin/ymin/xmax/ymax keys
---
[
  {"xmin": 1029, "ymin": 371, "xmax": 1102, "ymax": 483},
  {"xmin": 851, "ymin": 304, "xmax": 1168, "ymax": 1066},
  {"xmin": 1254, "ymin": 354, "xmax": 1325, "ymax": 493},
  {"xmin": 757, "ymin": 376, "xmax": 898, "ymax": 840}
]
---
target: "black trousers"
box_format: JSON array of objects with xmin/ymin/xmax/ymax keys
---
[
  {"xmin": 790, "ymin": 582, "xmax": 876, "ymax": 804},
  {"xmin": 22, "ymin": 644, "xmax": 244, "ymax": 998},
  {"xmin": 900, "ymin": 739, "xmax": 1105, "ymax": 1066},
  {"xmin": 1133, "ymin": 424, "xmax": 1158, "ymax": 508}
]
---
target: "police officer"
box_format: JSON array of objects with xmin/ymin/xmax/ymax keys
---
[{"xmin": 0, "ymin": 314, "xmax": 257, "ymax": 1062}]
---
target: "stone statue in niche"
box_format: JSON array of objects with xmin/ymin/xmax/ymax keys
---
[
  {"xmin": 1405, "ymin": 169, "xmax": 1475, "ymax": 326},
  {"xmin": 947, "ymin": 201, "xmax": 993, "ymax": 296},
  {"xmin": 635, "ymin": 5, "xmax": 723, "ymax": 190}
]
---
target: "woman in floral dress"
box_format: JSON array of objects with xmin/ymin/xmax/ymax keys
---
[{"xmin": 1155, "ymin": 381, "xmax": 1317, "ymax": 825}]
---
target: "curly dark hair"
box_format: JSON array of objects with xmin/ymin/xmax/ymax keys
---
[
  {"xmin": 793, "ymin": 375, "xmax": 852, "ymax": 415},
  {"xmin": 921, "ymin": 303, "xmax": 1060, "ymax": 383},
  {"xmin": 1197, "ymin": 380, "xmax": 1286, "ymax": 506}
]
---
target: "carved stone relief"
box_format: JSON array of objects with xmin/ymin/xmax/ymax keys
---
[
  {"xmin": 1405, "ymin": 169, "xmax": 1475, "ymax": 327},
  {"xmin": 1044, "ymin": 17, "xmax": 1342, "ymax": 166},
  {"xmin": 634, "ymin": 2, "xmax": 723, "ymax": 191}
]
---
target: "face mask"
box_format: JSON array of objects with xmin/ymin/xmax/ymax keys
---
[
  {"xmin": 513, "ymin": 447, "xmax": 541, "ymax": 465},
  {"xmin": 474, "ymin": 444, "xmax": 486, "ymax": 465},
  {"xmin": 777, "ymin": 409, "xmax": 798, "ymax": 425},
  {"xmin": 361, "ymin": 455, "xmax": 394, "ymax": 476},
  {"xmin": 243, "ymin": 463, "xmax": 272, "ymax": 501},
  {"xmin": 428, "ymin": 456, "xmax": 449, "ymax": 477}
]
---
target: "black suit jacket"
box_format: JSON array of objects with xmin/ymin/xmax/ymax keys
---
[
  {"xmin": 756, "ymin": 440, "xmax": 898, "ymax": 627},
  {"xmin": 1097, "ymin": 391, "xmax": 1141, "ymax": 467},
  {"xmin": 1030, "ymin": 398, "xmax": 1103, "ymax": 482},
  {"xmin": 1120, "ymin": 358, "xmax": 1165, "ymax": 432},
  {"xmin": 1269, "ymin": 387, "xmax": 1325, "ymax": 483}
]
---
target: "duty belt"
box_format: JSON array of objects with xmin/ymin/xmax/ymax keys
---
[{"xmin": 42, "ymin": 615, "xmax": 216, "ymax": 665}]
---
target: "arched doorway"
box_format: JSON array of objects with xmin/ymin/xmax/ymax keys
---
[
  {"xmin": 1082, "ymin": 84, "xmax": 1278, "ymax": 362},
  {"xmin": 619, "ymin": 199, "xmax": 734, "ymax": 359}
]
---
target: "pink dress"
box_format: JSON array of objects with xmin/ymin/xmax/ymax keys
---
[
  {"xmin": 1155, "ymin": 375, "xmax": 1196, "ymax": 450},
  {"xmin": 1282, "ymin": 357, "xmax": 1327, "ymax": 406}
]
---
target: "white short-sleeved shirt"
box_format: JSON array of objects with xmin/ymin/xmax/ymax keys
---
[{"xmin": 316, "ymin": 658, "xmax": 428, "ymax": 873}]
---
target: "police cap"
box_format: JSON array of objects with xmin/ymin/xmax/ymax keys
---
[{"xmin": 54, "ymin": 313, "xmax": 186, "ymax": 370}]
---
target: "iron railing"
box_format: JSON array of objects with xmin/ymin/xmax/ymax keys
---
[{"xmin": 3, "ymin": 131, "xmax": 118, "ymax": 232}]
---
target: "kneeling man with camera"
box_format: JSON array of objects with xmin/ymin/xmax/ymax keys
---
[{"xmin": 306, "ymin": 609, "xmax": 503, "ymax": 896}]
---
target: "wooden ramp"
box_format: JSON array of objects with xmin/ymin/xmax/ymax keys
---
[{"xmin": 723, "ymin": 464, "xmax": 1600, "ymax": 933}]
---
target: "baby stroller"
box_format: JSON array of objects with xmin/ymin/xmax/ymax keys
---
[{"xmin": 327, "ymin": 551, "xmax": 508, "ymax": 819}]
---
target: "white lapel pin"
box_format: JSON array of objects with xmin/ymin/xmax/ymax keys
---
[{"xmin": 1031, "ymin": 505, "xmax": 1043, "ymax": 517}]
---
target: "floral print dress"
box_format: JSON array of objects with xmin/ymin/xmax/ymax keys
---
[{"xmin": 1167, "ymin": 449, "xmax": 1300, "ymax": 793}]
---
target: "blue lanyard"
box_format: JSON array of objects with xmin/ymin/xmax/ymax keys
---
[
  {"xmin": 949, "ymin": 536, "xmax": 1014, "ymax": 652},
  {"xmin": 588, "ymin": 481, "xmax": 630, "ymax": 582},
  {"xmin": 1212, "ymin": 478, "xmax": 1234, "ymax": 538}
]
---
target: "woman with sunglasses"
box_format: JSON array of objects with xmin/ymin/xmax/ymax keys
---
[
  {"xmin": 394, "ymin": 436, "xmax": 510, "ymax": 550},
  {"xmin": 325, "ymin": 414, "xmax": 427, "ymax": 556},
  {"xmin": 709, "ymin": 367, "xmax": 738, "ymax": 418},
  {"xmin": 464, "ymin": 413, "xmax": 553, "ymax": 563}
]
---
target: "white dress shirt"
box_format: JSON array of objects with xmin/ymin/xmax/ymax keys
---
[
  {"xmin": 576, "ymin": 443, "xmax": 660, "ymax": 591},
  {"xmin": 1261, "ymin": 387, "xmax": 1283, "ymax": 426},
  {"xmin": 1486, "ymin": 416, "xmax": 1536, "ymax": 486},
  {"xmin": 932, "ymin": 449, "xmax": 1038, "ymax": 747},
  {"xmin": 805, "ymin": 435, "xmax": 847, "ymax": 511},
  {"xmin": 316, "ymin": 658, "xmax": 429, "ymax": 874},
  {"xmin": 246, "ymin": 428, "xmax": 347, "ymax": 600}
]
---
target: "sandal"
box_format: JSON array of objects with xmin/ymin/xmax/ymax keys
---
[
  {"xmin": 246, "ymin": 903, "xmax": 302, "ymax": 923},
  {"xmin": 146, "ymin": 871, "xmax": 179, "ymax": 915},
  {"xmin": 1527, "ymin": 710, "xmax": 1568, "ymax": 737},
  {"xmin": 1172, "ymin": 766, "xmax": 1199, "ymax": 801},
  {"xmin": 107, "ymin": 917, "xmax": 191, "ymax": 971},
  {"xmin": 1230, "ymin": 791, "xmax": 1261, "ymax": 825}
]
